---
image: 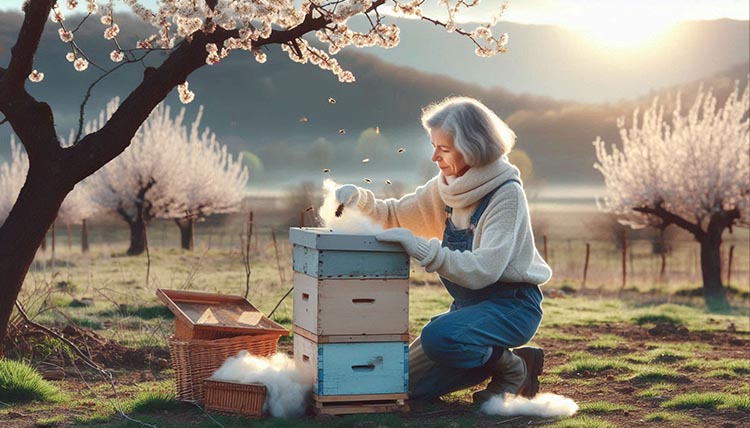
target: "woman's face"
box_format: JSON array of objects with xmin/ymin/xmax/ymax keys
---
[{"xmin": 430, "ymin": 128, "xmax": 469, "ymax": 177}]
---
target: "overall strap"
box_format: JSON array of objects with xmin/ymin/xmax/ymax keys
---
[{"xmin": 467, "ymin": 178, "xmax": 520, "ymax": 233}]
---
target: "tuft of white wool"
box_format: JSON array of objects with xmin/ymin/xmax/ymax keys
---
[
  {"xmin": 319, "ymin": 179, "xmax": 383, "ymax": 234},
  {"xmin": 480, "ymin": 392, "xmax": 579, "ymax": 418},
  {"xmin": 211, "ymin": 351, "xmax": 311, "ymax": 418}
]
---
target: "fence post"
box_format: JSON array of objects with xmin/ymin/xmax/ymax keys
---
[
  {"xmin": 299, "ymin": 211, "xmax": 305, "ymax": 228},
  {"xmin": 659, "ymin": 251, "xmax": 666, "ymax": 283},
  {"xmin": 543, "ymin": 235, "xmax": 548, "ymax": 262},
  {"xmin": 582, "ymin": 242, "xmax": 590, "ymax": 289},
  {"xmin": 727, "ymin": 244, "xmax": 735, "ymax": 286},
  {"xmin": 619, "ymin": 228, "xmax": 627, "ymax": 292},
  {"xmin": 81, "ymin": 219, "xmax": 89, "ymax": 254}
]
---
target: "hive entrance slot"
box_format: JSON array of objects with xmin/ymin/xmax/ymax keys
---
[
  {"xmin": 352, "ymin": 298, "xmax": 375, "ymax": 304},
  {"xmin": 351, "ymin": 364, "xmax": 376, "ymax": 372}
]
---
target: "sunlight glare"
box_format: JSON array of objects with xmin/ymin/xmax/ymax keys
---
[{"xmin": 567, "ymin": 4, "xmax": 679, "ymax": 49}]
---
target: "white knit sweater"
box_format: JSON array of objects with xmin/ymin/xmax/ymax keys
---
[{"xmin": 354, "ymin": 157, "xmax": 552, "ymax": 289}]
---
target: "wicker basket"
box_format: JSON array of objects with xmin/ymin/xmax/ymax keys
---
[
  {"xmin": 168, "ymin": 333, "xmax": 280, "ymax": 401},
  {"xmin": 204, "ymin": 379, "xmax": 266, "ymax": 417}
]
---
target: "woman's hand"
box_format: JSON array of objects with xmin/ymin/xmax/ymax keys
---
[
  {"xmin": 335, "ymin": 184, "xmax": 360, "ymax": 207},
  {"xmin": 376, "ymin": 228, "xmax": 419, "ymax": 257}
]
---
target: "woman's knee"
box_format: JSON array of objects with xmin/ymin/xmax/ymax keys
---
[{"xmin": 419, "ymin": 322, "xmax": 450, "ymax": 361}]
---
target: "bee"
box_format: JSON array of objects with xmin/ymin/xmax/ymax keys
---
[
  {"xmin": 362, "ymin": 158, "xmax": 370, "ymax": 163},
  {"xmin": 328, "ymin": 97, "xmax": 336, "ymax": 104},
  {"xmin": 299, "ymin": 117, "xmax": 308, "ymax": 122},
  {"xmin": 397, "ymin": 148, "xmax": 406, "ymax": 153},
  {"xmin": 375, "ymin": 126, "xmax": 380, "ymax": 134},
  {"xmin": 322, "ymin": 168, "xmax": 331, "ymax": 173},
  {"xmin": 385, "ymin": 179, "xmax": 392, "ymax": 185},
  {"xmin": 338, "ymin": 129, "xmax": 346, "ymax": 134},
  {"xmin": 305, "ymin": 206, "xmax": 314, "ymax": 212},
  {"xmin": 363, "ymin": 178, "xmax": 372, "ymax": 183},
  {"xmin": 335, "ymin": 203, "xmax": 344, "ymax": 217}
]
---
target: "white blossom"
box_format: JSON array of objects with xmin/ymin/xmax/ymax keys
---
[
  {"xmin": 58, "ymin": 28, "xmax": 74, "ymax": 43},
  {"xmin": 177, "ymin": 81, "xmax": 194, "ymax": 104},
  {"xmin": 110, "ymin": 50, "xmax": 124, "ymax": 62},
  {"xmin": 104, "ymin": 24, "xmax": 120, "ymax": 40},
  {"xmin": 73, "ymin": 57, "xmax": 89, "ymax": 71},
  {"xmin": 28, "ymin": 70, "xmax": 44, "ymax": 83},
  {"xmin": 594, "ymin": 81, "xmax": 750, "ymax": 229},
  {"xmin": 50, "ymin": 6, "xmax": 64, "ymax": 23}
]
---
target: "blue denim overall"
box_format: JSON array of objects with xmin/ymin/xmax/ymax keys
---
[{"xmin": 409, "ymin": 179, "xmax": 544, "ymax": 400}]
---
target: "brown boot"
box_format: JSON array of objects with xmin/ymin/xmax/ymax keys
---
[{"xmin": 472, "ymin": 347, "xmax": 544, "ymax": 404}]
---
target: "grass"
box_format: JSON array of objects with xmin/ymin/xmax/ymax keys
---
[
  {"xmin": 661, "ymin": 392, "xmax": 750, "ymax": 412},
  {"xmin": 637, "ymin": 383, "xmax": 676, "ymax": 398},
  {"xmin": 622, "ymin": 366, "xmax": 686, "ymax": 384},
  {"xmin": 643, "ymin": 411, "xmax": 699, "ymax": 423},
  {"xmin": 0, "ymin": 359, "xmax": 63, "ymax": 403},
  {"xmin": 550, "ymin": 415, "xmax": 617, "ymax": 428},
  {"xmin": 587, "ymin": 334, "xmax": 624, "ymax": 350},
  {"xmin": 125, "ymin": 388, "xmax": 181, "ymax": 413},
  {"xmin": 578, "ymin": 401, "xmax": 636, "ymax": 414},
  {"xmin": 682, "ymin": 358, "xmax": 750, "ymax": 378},
  {"xmin": 553, "ymin": 352, "xmax": 631, "ymax": 376},
  {"xmin": 35, "ymin": 415, "xmax": 66, "ymax": 427}
]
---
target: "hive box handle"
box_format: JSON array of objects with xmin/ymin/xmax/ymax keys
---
[
  {"xmin": 352, "ymin": 298, "xmax": 375, "ymax": 304},
  {"xmin": 302, "ymin": 293, "xmax": 310, "ymax": 301},
  {"xmin": 351, "ymin": 364, "xmax": 376, "ymax": 372}
]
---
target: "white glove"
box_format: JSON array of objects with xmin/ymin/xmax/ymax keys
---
[
  {"xmin": 335, "ymin": 184, "xmax": 360, "ymax": 207},
  {"xmin": 376, "ymin": 228, "xmax": 420, "ymax": 258}
]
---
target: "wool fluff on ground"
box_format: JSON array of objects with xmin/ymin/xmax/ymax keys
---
[
  {"xmin": 210, "ymin": 351, "xmax": 311, "ymax": 418},
  {"xmin": 319, "ymin": 179, "xmax": 383, "ymax": 234},
  {"xmin": 480, "ymin": 393, "xmax": 579, "ymax": 418}
]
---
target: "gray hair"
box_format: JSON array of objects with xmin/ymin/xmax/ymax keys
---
[{"xmin": 421, "ymin": 97, "xmax": 516, "ymax": 167}]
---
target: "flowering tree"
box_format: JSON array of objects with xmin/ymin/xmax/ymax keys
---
[
  {"xmin": 88, "ymin": 100, "xmax": 248, "ymax": 253},
  {"xmin": 594, "ymin": 82, "xmax": 749, "ymax": 306},
  {"xmin": 0, "ymin": 0, "xmax": 510, "ymax": 354}
]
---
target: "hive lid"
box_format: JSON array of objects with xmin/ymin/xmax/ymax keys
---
[
  {"xmin": 156, "ymin": 289, "xmax": 289, "ymax": 336},
  {"xmin": 289, "ymin": 227, "xmax": 406, "ymax": 252}
]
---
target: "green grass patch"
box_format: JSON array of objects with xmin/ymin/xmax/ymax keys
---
[
  {"xmin": 125, "ymin": 388, "xmax": 181, "ymax": 413},
  {"xmin": 587, "ymin": 335, "xmax": 624, "ymax": 350},
  {"xmin": 623, "ymin": 366, "xmax": 686, "ymax": 384},
  {"xmin": 644, "ymin": 411, "xmax": 699, "ymax": 423},
  {"xmin": 579, "ymin": 401, "xmax": 636, "ymax": 414},
  {"xmin": 637, "ymin": 382, "xmax": 675, "ymax": 398},
  {"xmin": 537, "ymin": 331, "xmax": 586, "ymax": 341},
  {"xmin": 550, "ymin": 415, "xmax": 616, "ymax": 428},
  {"xmin": 645, "ymin": 348, "xmax": 691, "ymax": 363},
  {"xmin": 682, "ymin": 358, "xmax": 750, "ymax": 378},
  {"xmin": 0, "ymin": 359, "xmax": 63, "ymax": 403},
  {"xmin": 633, "ymin": 313, "xmax": 684, "ymax": 326},
  {"xmin": 553, "ymin": 353, "xmax": 631, "ymax": 377},
  {"xmin": 662, "ymin": 392, "xmax": 750, "ymax": 412},
  {"xmin": 35, "ymin": 415, "xmax": 65, "ymax": 427}
]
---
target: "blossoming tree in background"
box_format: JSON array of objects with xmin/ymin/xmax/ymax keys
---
[
  {"xmin": 88, "ymin": 100, "xmax": 248, "ymax": 254},
  {"xmin": 593, "ymin": 82, "xmax": 750, "ymax": 307},
  {"xmin": 0, "ymin": 0, "xmax": 511, "ymax": 351}
]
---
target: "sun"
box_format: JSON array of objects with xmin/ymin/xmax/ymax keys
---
[{"xmin": 567, "ymin": 6, "xmax": 678, "ymax": 49}]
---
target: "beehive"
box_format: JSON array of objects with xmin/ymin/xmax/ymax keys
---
[{"xmin": 290, "ymin": 227, "xmax": 411, "ymax": 414}]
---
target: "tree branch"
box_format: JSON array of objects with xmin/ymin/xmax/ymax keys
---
[
  {"xmin": 634, "ymin": 203, "xmax": 705, "ymax": 239},
  {"xmin": 3, "ymin": 0, "xmax": 53, "ymax": 90}
]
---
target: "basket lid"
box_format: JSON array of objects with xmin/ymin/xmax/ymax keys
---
[{"xmin": 156, "ymin": 289, "xmax": 289, "ymax": 336}]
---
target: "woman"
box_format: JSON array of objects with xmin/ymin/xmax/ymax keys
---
[{"xmin": 335, "ymin": 97, "xmax": 551, "ymax": 403}]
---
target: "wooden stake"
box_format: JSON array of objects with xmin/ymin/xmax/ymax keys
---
[
  {"xmin": 659, "ymin": 252, "xmax": 666, "ymax": 283},
  {"xmin": 620, "ymin": 228, "xmax": 627, "ymax": 292},
  {"xmin": 81, "ymin": 219, "xmax": 89, "ymax": 253},
  {"xmin": 727, "ymin": 244, "xmax": 734, "ymax": 286},
  {"xmin": 543, "ymin": 235, "xmax": 548, "ymax": 261},
  {"xmin": 582, "ymin": 242, "xmax": 590, "ymax": 289}
]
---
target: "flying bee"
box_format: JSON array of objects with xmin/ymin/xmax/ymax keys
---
[
  {"xmin": 362, "ymin": 158, "xmax": 370, "ymax": 163},
  {"xmin": 397, "ymin": 148, "xmax": 406, "ymax": 153},
  {"xmin": 322, "ymin": 168, "xmax": 330, "ymax": 173},
  {"xmin": 335, "ymin": 203, "xmax": 344, "ymax": 217},
  {"xmin": 338, "ymin": 129, "xmax": 346, "ymax": 134},
  {"xmin": 385, "ymin": 179, "xmax": 392, "ymax": 185},
  {"xmin": 328, "ymin": 97, "xmax": 336, "ymax": 104},
  {"xmin": 299, "ymin": 117, "xmax": 308, "ymax": 122},
  {"xmin": 363, "ymin": 178, "xmax": 372, "ymax": 183},
  {"xmin": 305, "ymin": 206, "xmax": 314, "ymax": 212},
  {"xmin": 375, "ymin": 126, "xmax": 380, "ymax": 134}
]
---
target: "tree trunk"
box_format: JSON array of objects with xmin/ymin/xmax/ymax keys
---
[
  {"xmin": 0, "ymin": 172, "xmax": 71, "ymax": 357},
  {"xmin": 127, "ymin": 217, "xmax": 147, "ymax": 256},
  {"xmin": 175, "ymin": 218, "xmax": 195, "ymax": 251},
  {"xmin": 699, "ymin": 219, "xmax": 728, "ymax": 309}
]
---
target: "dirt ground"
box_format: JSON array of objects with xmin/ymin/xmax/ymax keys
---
[{"xmin": 2, "ymin": 315, "xmax": 749, "ymax": 428}]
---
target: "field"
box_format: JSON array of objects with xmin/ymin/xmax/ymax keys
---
[{"xmin": 1, "ymin": 202, "xmax": 748, "ymax": 428}]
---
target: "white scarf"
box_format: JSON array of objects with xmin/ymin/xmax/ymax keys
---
[{"xmin": 438, "ymin": 156, "xmax": 521, "ymax": 208}]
